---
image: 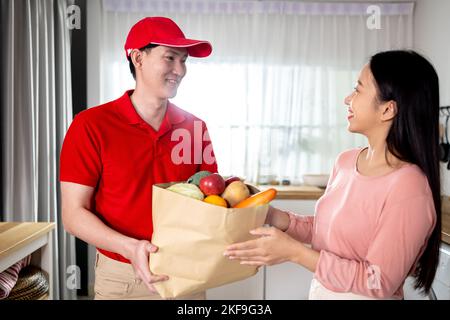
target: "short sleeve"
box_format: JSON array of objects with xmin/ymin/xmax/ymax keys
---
[{"xmin": 60, "ymin": 114, "xmax": 102, "ymax": 187}]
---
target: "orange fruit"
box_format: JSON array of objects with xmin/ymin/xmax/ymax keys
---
[{"xmin": 203, "ymin": 195, "xmax": 228, "ymax": 208}]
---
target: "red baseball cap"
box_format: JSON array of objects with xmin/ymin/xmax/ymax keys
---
[{"xmin": 124, "ymin": 17, "xmax": 212, "ymax": 59}]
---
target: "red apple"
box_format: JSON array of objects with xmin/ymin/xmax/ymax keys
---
[
  {"xmin": 225, "ymin": 176, "xmax": 241, "ymax": 187},
  {"xmin": 199, "ymin": 173, "xmax": 226, "ymax": 196}
]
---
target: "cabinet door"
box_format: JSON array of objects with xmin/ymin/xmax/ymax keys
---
[
  {"xmin": 271, "ymin": 199, "xmax": 316, "ymax": 215},
  {"xmin": 265, "ymin": 263, "xmax": 313, "ymax": 300},
  {"xmin": 265, "ymin": 199, "xmax": 316, "ymax": 299},
  {"xmin": 206, "ymin": 269, "xmax": 264, "ymax": 300},
  {"xmin": 403, "ymin": 276, "xmax": 429, "ymax": 300}
]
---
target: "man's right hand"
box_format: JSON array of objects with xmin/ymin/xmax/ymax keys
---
[
  {"xmin": 61, "ymin": 182, "xmax": 169, "ymax": 294},
  {"xmin": 125, "ymin": 239, "xmax": 169, "ymax": 294}
]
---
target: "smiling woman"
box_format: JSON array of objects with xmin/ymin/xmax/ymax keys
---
[
  {"xmin": 225, "ymin": 50, "xmax": 442, "ymax": 300},
  {"xmin": 344, "ymin": 64, "xmax": 395, "ymax": 138}
]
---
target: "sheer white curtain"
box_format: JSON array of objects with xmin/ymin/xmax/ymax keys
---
[
  {"xmin": 1, "ymin": 0, "xmax": 76, "ymax": 300},
  {"xmin": 98, "ymin": 0, "xmax": 413, "ymax": 184}
]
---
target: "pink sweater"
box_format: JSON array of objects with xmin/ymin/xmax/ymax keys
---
[{"xmin": 286, "ymin": 148, "xmax": 436, "ymax": 299}]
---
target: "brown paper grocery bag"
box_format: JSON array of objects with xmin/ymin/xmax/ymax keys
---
[{"xmin": 150, "ymin": 183, "xmax": 268, "ymax": 299}]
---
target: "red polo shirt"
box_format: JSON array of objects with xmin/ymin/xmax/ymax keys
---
[{"xmin": 60, "ymin": 90, "xmax": 218, "ymax": 263}]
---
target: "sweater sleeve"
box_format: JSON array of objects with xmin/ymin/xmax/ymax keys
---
[
  {"xmin": 60, "ymin": 114, "xmax": 102, "ymax": 187},
  {"xmin": 285, "ymin": 213, "xmax": 315, "ymax": 244},
  {"xmin": 314, "ymin": 195, "xmax": 436, "ymax": 298},
  {"xmin": 285, "ymin": 154, "xmax": 339, "ymax": 244}
]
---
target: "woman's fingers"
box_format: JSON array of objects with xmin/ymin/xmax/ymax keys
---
[
  {"xmin": 226, "ymin": 239, "xmax": 259, "ymax": 251},
  {"xmin": 240, "ymin": 261, "xmax": 265, "ymax": 266},
  {"xmin": 250, "ymin": 226, "xmax": 276, "ymax": 237},
  {"xmin": 226, "ymin": 227, "xmax": 277, "ymax": 251},
  {"xmin": 224, "ymin": 248, "xmax": 260, "ymax": 258}
]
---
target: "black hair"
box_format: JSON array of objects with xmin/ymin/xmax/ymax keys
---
[
  {"xmin": 370, "ymin": 50, "xmax": 441, "ymax": 294},
  {"xmin": 128, "ymin": 43, "xmax": 159, "ymax": 80}
]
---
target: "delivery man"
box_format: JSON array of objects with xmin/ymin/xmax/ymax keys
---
[{"xmin": 60, "ymin": 17, "xmax": 217, "ymax": 300}]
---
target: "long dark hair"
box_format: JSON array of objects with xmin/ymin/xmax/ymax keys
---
[{"xmin": 370, "ymin": 50, "xmax": 441, "ymax": 294}]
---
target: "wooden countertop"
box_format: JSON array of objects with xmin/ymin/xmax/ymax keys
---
[
  {"xmin": 441, "ymin": 197, "xmax": 450, "ymax": 245},
  {"xmin": 256, "ymin": 185, "xmax": 325, "ymax": 200},
  {"xmin": 0, "ymin": 222, "xmax": 55, "ymax": 260}
]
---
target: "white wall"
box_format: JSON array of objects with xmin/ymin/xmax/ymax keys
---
[
  {"xmin": 414, "ymin": 0, "xmax": 450, "ymax": 194},
  {"xmin": 415, "ymin": 0, "xmax": 450, "ymax": 106}
]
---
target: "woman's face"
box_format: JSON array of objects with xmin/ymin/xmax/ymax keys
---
[{"xmin": 344, "ymin": 64, "xmax": 382, "ymax": 135}]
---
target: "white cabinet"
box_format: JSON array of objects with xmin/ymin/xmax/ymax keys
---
[
  {"xmin": 265, "ymin": 200, "xmax": 315, "ymax": 300},
  {"xmin": 404, "ymin": 242, "xmax": 450, "ymax": 300},
  {"xmin": 403, "ymin": 276, "xmax": 429, "ymax": 300},
  {"xmin": 206, "ymin": 268, "xmax": 264, "ymax": 300},
  {"xmin": 265, "ymin": 263, "xmax": 313, "ymax": 300},
  {"xmin": 271, "ymin": 199, "xmax": 316, "ymax": 216},
  {"xmin": 431, "ymin": 242, "xmax": 450, "ymax": 299}
]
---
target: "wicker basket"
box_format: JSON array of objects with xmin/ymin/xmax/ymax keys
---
[{"xmin": 5, "ymin": 266, "xmax": 49, "ymax": 300}]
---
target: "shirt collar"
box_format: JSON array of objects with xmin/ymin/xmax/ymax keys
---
[{"xmin": 116, "ymin": 90, "xmax": 185, "ymax": 128}]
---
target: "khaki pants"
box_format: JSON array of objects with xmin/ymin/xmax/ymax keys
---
[{"xmin": 94, "ymin": 251, "xmax": 205, "ymax": 300}]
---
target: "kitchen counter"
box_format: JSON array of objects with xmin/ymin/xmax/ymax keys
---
[
  {"xmin": 441, "ymin": 196, "xmax": 450, "ymax": 245},
  {"xmin": 256, "ymin": 185, "xmax": 325, "ymax": 200}
]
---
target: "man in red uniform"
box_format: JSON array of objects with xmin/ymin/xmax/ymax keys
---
[{"xmin": 60, "ymin": 17, "xmax": 217, "ymax": 299}]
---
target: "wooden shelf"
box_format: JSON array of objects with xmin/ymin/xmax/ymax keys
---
[
  {"xmin": 0, "ymin": 223, "xmax": 55, "ymax": 260},
  {"xmin": 0, "ymin": 222, "xmax": 56, "ymax": 299}
]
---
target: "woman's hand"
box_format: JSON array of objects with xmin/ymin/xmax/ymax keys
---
[
  {"xmin": 223, "ymin": 226, "xmax": 302, "ymax": 267},
  {"xmin": 124, "ymin": 239, "xmax": 169, "ymax": 294}
]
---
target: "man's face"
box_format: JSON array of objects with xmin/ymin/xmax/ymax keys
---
[{"xmin": 137, "ymin": 46, "xmax": 188, "ymax": 99}]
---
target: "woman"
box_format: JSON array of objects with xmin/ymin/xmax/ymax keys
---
[{"xmin": 224, "ymin": 50, "xmax": 441, "ymax": 300}]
